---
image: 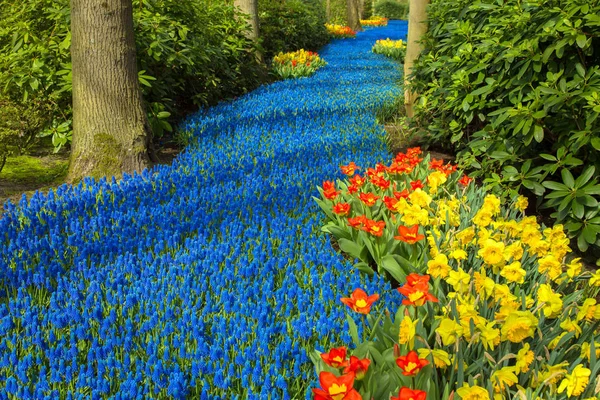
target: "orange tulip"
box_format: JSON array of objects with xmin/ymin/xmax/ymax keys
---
[
  {"xmin": 340, "ymin": 288, "xmax": 379, "ymax": 314},
  {"xmin": 320, "ymin": 347, "xmax": 349, "ymax": 368},
  {"xmin": 312, "ymin": 372, "xmax": 362, "ymax": 400},
  {"xmin": 396, "ymin": 350, "xmax": 429, "ymax": 376},
  {"xmin": 459, "ymin": 174, "xmax": 473, "ymax": 185},
  {"xmin": 340, "ymin": 162, "xmax": 360, "ymax": 176},
  {"xmin": 358, "ymin": 192, "xmax": 379, "ymax": 207},
  {"xmin": 363, "ymin": 219, "xmax": 385, "ymax": 237},
  {"xmin": 323, "ymin": 181, "xmax": 339, "ymax": 199},
  {"xmin": 391, "ymin": 387, "xmax": 427, "ymax": 400},
  {"xmin": 394, "ymin": 225, "xmax": 425, "ymax": 244},
  {"xmin": 344, "ymin": 356, "xmax": 371, "ymax": 380},
  {"xmin": 333, "ymin": 203, "xmax": 351, "ymax": 216}
]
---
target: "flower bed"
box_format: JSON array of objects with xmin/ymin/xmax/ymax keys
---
[
  {"xmin": 0, "ymin": 21, "xmax": 408, "ymax": 398},
  {"xmin": 372, "ymin": 38, "xmax": 406, "ymax": 62},
  {"xmin": 326, "ymin": 23, "xmax": 357, "ymax": 39},
  {"xmin": 272, "ymin": 49, "xmax": 327, "ymax": 79},
  {"xmin": 360, "ymin": 16, "xmax": 389, "ymax": 27},
  {"xmin": 312, "ymin": 150, "xmax": 600, "ymax": 399}
]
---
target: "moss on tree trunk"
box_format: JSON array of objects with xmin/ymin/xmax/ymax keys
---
[{"xmin": 68, "ymin": 0, "xmax": 150, "ymax": 183}]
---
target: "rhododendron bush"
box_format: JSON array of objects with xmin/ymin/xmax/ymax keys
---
[{"xmin": 313, "ymin": 151, "xmax": 600, "ymax": 399}]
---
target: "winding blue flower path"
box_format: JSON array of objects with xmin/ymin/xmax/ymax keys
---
[{"xmin": 0, "ymin": 21, "xmax": 407, "ymax": 399}]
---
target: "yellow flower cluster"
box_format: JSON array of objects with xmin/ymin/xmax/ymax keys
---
[
  {"xmin": 325, "ymin": 24, "xmax": 356, "ymax": 38},
  {"xmin": 420, "ymin": 193, "xmax": 598, "ymax": 398},
  {"xmin": 272, "ymin": 49, "xmax": 323, "ymax": 66},
  {"xmin": 360, "ymin": 16, "xmax": 389, "ymax": 26},
  {"xmin": 374, "ymin": 38, "xmax": 406, "ymax": 49}
]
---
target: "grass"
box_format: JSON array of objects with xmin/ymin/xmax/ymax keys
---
[{"xmin": 1, "ymin": 154, "xmax": 68, "ymax": 184}]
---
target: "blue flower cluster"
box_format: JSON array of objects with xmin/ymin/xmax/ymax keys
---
[{"xmin": 0, "ymin": 21, "xmax": 407, "ymax": 399}]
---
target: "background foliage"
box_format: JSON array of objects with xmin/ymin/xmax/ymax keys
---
[
  {"xmin": 374, "ymin": 0, "xmax": 408, "ymax": 20},
  {"xmin": 409, "ymin": 0, "xmax": 600, "ymax": 254},
  {"xmin": 0, "ymin": 0, "xmax": 267, "ymax": 151},
  {"xmin": 260, "ymin": 0, "xmax": 330, "ymax": 61}
]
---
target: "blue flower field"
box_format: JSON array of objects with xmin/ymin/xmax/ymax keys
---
[{"xmin": 0, "ymin": 21, "xmax": 407, "ymax": 399}]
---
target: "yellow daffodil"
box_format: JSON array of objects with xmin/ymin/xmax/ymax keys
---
[
  {"xmin": 580, "ymin": 342, "xmax": 600, "ymax": 361},
  {"xmin": 536, "ymin": 284, "xmax": 563, "ymax": 318},
  {"xmin": 478, "ymin": 239, "xmax": 505, "ymax": 265},
  {"xmin": 577, "ymin": 298, "xmax": 600, "ymax": 322},
  {"xmin": 477, "ymin": 321, "xmax": 501, "ymax": 351},
  {"xmin": 437, "ymin": 318, "xmax": 463, "ymax": 346},
  {"xmin": 409, "ymin": 188, "xmax": 432, "ymax": 208},
  {"xmin": 514, "ymin": 195, "xmax": 528, "ymax": 212},
  {"xmin": 589, "ymin": 270, "xmax": 600, "ymax": 286},
  {"xmin": 559, "ymin": 318, "xmax": 582, "ymax": 338},
  {"xmin": 491, "ymin": 366, "xmax": 518, "ymax": 392},
  {"xmin": 456, "ymin": 384, "xmax": 490, "ymax": 400},
  {"xmin": 398, "ymin": 315, "xmax": 417, "ymax": 349},
  {"xmin": 446, "ymin": 267, "xmax": 471, "ymax": 293},
  {"xmin": 537, "ymin": 255, "xmax": 562, "ymax": 280},
  {"xmin": 515, "ymin": 343, "xmax": 534, "ymax": 373},
  {"xmin": 427, "ymin": 253, "xmax": 450, "ymax": 279},
  {"xmin": 417, "ymin": 348, "xmax": 451, "ymax": 368},
  {"xmin": 500, "ymin": 261, "xmax": 526, "ymax": 284},
  {"xmin": 557, "ymin": 365, "xmax": 591, "ymax": 397},
  {"xmin": 501, "ymin": 310, "xmax": 538, "ymax": 343},
  {"xmin": 503, "ymin": 241, "xmax": 523, "ymax": 261}
]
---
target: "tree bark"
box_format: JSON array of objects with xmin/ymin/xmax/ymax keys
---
[
  {"xmin": 404, "ymin": 0, "xmax": 430, "ymax": 118},
  {"xmin": 347, "ymin": 0, "xmax": 362, "ymax": 31},
  {"xmin": 68, "ymin": 0, "xmax": 150, "ymax": 183},
  {"xmin": 235, "ymin": 0, "xmax": 259, "ymax": 42},
  {"xmin": 326, "ymin": 0, "xmax": 331, "ymax": 21},
  {"xmin": 234, "ymin": 0, "xmax": 261, "ymax": 62}
]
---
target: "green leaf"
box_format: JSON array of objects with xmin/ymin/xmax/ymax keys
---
[
  {"xmin": 576, "ymin": 34, "xmax": 587, "ymax": 48},
  {"xmin": 354, "ymin": 261, "xmax": 375, "ymax": 276},
  {"xmin": 338, "ymin": 238, "xmax": 364, "ymax": 260},
  {"xmin": 533, "ymin": 125, "xmax": 544, "ymax": 142},
  {"xmin": 561, "ymin": 169, "xmax": 575, "ymax": 188},
  {"xmin": 347, "ymin": 314, "xmax": 360, "ymax": 345},
  {"xmin": 542, "ymin": 181, "xmax": 568, "ymax": 191},
  {"xmin": 379, "ymin": 254, "xmax": 406, "ymax": 283},
  {"xmin": 574, "ymin": 166, "xmax": 595, "ymax": 187}
]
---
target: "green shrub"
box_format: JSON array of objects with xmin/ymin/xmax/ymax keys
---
[
  {"xmin": 409, "ymin": 0, "xmax": 600, "ymax": 253},
  {"xmin": 0, "ymin": 98, "xmax": 47, "ymax": 173},
  {"xmin": 259, "ymin": 0, "xmax": 329, "ymax": 61},
  {"xmin": 363, "ymin": 0, "xmax": 374, "ymax": 19},
  {"xmin": 374, "ymin": 0, "xmax": 408, "ymax": 20},
  {"xmin": 0, "ymin": 0, "xmax": 266, "ymax": 150}
]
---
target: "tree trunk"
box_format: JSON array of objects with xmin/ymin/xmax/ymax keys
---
[
  {"xmin": 359, "ymin": 0, "xmax": 364, "ymax": 20},
  {"xmin": 68, "ymin": 0, "xmax": 150, "ymax": 183},
  {"xmin": 235, "ymin": 0, "xmax": 259, "ymax": 42},
  {"xmin": 347, "ymin": 0, "xmax": 362, "ymax": 31},
  {"xmin": 326, "ymin": 0, "xmax": 331, "ymax": 21},
  {"xmin": 234, "ymin": 0, "xmax": 261, "ymax": 62},
  {"xmin": 404, "ymin": 0, "xmax": 430, "ymax": 118}
]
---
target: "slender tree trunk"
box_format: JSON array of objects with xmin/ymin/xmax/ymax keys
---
[
  {"xmin": 68, "ymin": 0, "xmax": 150, "ymax": 183},
  {"xmin": 234, "ymin": 0, "xmax": 261, "ymax": 61},
  {"xmin": 404, "ymin": 0, "xmax": 429, "ymax": 118},
  {"xmin": 347, "ymin": 0, "xmax": 362, "ymax": 31},
  {"xmin": 326, "ymin": 0, "xmax": 331, "ymax": 21}
]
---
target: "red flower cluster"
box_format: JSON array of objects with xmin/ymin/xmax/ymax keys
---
[
  {"xmin": 429, "ymin": 157, "xmax": 457, "ymax": 176},
  {"xmin": 459, "ymin": 174, "xmax": 473, "ymax": 186},
  {"xmin": 397, "ymin": 273, "xmax": 438, "ymax": 306}
]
